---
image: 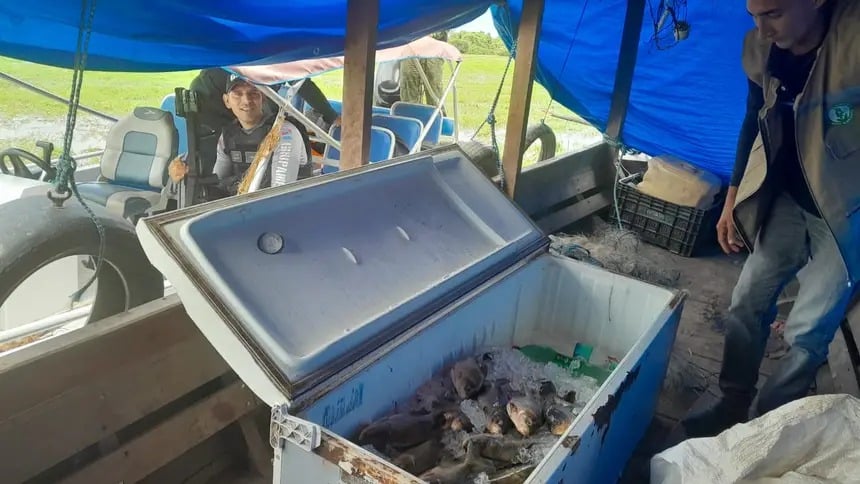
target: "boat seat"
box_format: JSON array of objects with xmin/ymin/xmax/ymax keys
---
[
  {"xmin": 371, "ymin": 114, "xmax": 424, "ymax": 154},
  {"xmin": 441, "ymin": 117, "xmax": 455, "ymax": 137},
  {"xmin": 77, "ymin": 107, "xmax": 178, "ymax": 224},
  {"xmin": 390, "ymin": 101, "xmax": 443, "ymax": 146},
  {"xmin": 160, "ymin": 94, "xmax": 188, "ymax": 155},
  {"xmin": 327, "ymin": 100, "xmax": 391, "ymax": 117},
  {"xmin": 321, "ymin": 125, "xmax": 396, "ymax": 174}
]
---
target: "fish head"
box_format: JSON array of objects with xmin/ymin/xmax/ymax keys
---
[
  {"xmin": 507, "ymin": 399, "xmax": 541, "ymax": 436},
  {"xmin": 451, "ymin": 359, "xmax": 485, "ymax": 400}
]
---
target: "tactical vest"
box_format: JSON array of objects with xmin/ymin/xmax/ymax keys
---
[
  {"xmin": 221, "ymin": 114, "xmax": 313, "ymax": 188},
  {"xmin": 735, "ymin": 0, "xmax": 860, "ymax": 284}
]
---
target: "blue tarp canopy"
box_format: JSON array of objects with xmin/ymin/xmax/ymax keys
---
[
  {"xmin": 0, "ymin": 0, "xmax": 754, "ymax": 180},
  {"xmin": 494, "ymin": 1, "xmax": 755, "ymax": 181},
  {"xmin": 0, "ymin": 1, "xmax": 490, "ymax": 71}
]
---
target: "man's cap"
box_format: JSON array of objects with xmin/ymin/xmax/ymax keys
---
[{"xmin": 226, "ymin": 73, "xmax": 251, "ymax": 92}]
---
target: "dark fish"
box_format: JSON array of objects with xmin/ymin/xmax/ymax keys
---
[
  {"xmin": 477, "ymin": 380, "xmax": 514, "ymax": 435},
  {"xmin": 441, "ymin": 407, "xmax": 474, "ymax": 433},
  {"xmin": 544, "ymin": 400, "xmax": 575, "ymax": 436},
  {"xmin": 392, "ymin": 439, "xmax": 443, "ymax": 476},
  {"xmin": 358, "ymin": 412, "xmax": 446, "ymax": 450},
  {"xmin": 487, "ymin": 464, "xmax": 537, "ymax": 484},
  {"xmin": 450, "ymin": 357, "xmax": 485, "ymax": 400},
  {"xmin": 538, "ymin": 380, "xmax": 557, "ymax": 399},
  {"xmin": 562, "ymin": 390, "xmax": 577, "ymax": 404},
  {"xmin": 409, "ymin": 376, "xmax": 459, "ymax": 413},
  {"xmin": 486, "ymin": 407, "xmax": 513, "ymax": 435},
  {"xmin": 507, "ymin": 393, "xmax": 544, "ymax": 437},
  {"xmin": 420, "ymin": 444, "xmax": 495, "ymax": 484},
  {"xmin": 465, "ymin": 434, "xmax": 533, "ymax": 464}
]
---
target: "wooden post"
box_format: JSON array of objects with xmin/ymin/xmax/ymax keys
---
[
  {"xmin": 604, "ymin": 0, "xmax": 646, "ymax": 142},
  {"xmin": 501, "ymin": 0, "xmax": 545, "ymax": 199},
  {"xmin": 340, "ymin": 0, "xmax": 378, "ymax": 171}
]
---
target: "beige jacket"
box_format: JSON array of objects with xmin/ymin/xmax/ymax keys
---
[{"xmin": 735, "ymin": 0, "xmax": 860, "ymax": 283}]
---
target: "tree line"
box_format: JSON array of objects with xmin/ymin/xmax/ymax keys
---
[{"xmin": 448, "ymin": 31, "xmax": 509, "ymax": 56}]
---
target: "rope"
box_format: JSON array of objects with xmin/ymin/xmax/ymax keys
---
[
  {"xmin": 470, "ymin": 40, "xmax": 516, "ymax": 190},
  {"xmin": 540, "ymin": 0, "xmax": 591, "ymax": 123},
  {"xmin": 47, "ymin": 0, "xmax": 102, "ymax": 305}
]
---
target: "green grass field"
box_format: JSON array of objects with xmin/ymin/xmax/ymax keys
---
[{"xmin": 0, "ymin": 54, "xmax": 600, "ymax": 165}]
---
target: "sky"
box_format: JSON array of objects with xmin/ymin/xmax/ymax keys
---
[{"xmin": 452, "ymin": 7, "xmax": 498, "ymax": 37}]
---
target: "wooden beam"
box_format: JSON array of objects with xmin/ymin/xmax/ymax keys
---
[
  {"xmin": 604, "ymin": 0, "xmax": 647, "ymax": 141},
  {"xmin": 340, "ymin": 0, "xmax": 378, "ymax": 171},
  {"xmin": 500, "ymin": 0, "xmax": 545, "ymax": 199},
  {"xmin": 61, "ymin": 381, "xmax": 258, "ymax": 484}
]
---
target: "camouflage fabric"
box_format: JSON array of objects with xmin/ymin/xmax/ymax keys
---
[
  {"xmin": 399, "ymin": 30, "xmax": 448, "ymax": 105},
  {"xmin": 399, "ymin": 58, "xmax": 444, "ymax": 106}
]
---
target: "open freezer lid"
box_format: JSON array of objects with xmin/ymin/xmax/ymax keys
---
[{"xmin": 136, "ymin": 146, "xmax": 546, "ymax": 406}]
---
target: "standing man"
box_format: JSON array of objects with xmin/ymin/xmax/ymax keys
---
[
  {"xmin": 399, "ymin": 30, "xmax": 449, "ymax": 106},
  {"xmin": 683, "ymin": 0, "xmax": 860, "ymax": 438}
]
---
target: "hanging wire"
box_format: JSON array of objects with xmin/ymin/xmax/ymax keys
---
[
  {"xmin": 540, "ymin": 0, "xmax": 591, "ymax": 124},
  {"xmin": 47, "ymin": 0, "xmax": 104, "ymax": 305}
]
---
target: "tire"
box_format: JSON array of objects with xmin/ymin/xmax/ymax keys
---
[
  {"xmin": 459, "ymin": 140, "xmax": 500, "ymax": 178},
  {"xmin": 524, "ymin": 122, "xmax": 557, "ymax": 162},
  {"xmin": 0, "ymin": 196, "xmax": 164, "ymax": 325}
]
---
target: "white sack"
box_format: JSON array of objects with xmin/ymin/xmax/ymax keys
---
[{"xmin": 651, "ymin": 394, "xmax": 860, "ymax": 484}]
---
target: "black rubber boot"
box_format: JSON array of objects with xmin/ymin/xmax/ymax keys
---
[
  {"xmin": 681, "ymin": 309, "xmax": 767, "ymax": 438},
  {"xmin": 755, "ymin": 345, "xmax": 822, "ymax": 416},
  {"xmin": 681, "ymin": 396, "xmax": 751, "ymax": 438}
]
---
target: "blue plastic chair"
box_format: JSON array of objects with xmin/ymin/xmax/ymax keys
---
[
  {"xmin": 160, "ymin": 94, "xmax": 188, "ymax": 155},
  {"xmin": 371, "ymin": 114, "xmax": 424, "ymax": 153},
  {"xmin": 441, "ymin": 117, "xmax": 455, "ymax": 137},
  {"xmin": 390, "ymin": 101, "xmax": 443, "ymax": 145},
  {"xmin": 327, "ymin": 99, "xmax": 390, "ymax": 117},
  {"xmin": 321, "ymin": 125, "xmax": 396, "ymax": 174}
]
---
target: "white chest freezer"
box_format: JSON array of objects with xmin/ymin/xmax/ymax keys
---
[{"xmin": 136, "ymin": 145, "xmax": 686, "ymax": 484}]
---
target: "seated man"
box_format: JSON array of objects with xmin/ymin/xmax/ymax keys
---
[
  {"xmin": 190, "ymin": 68, "xmax": 338, "ymax": 170},
  {"xmin": 212, "ymin": 75, "xmax": 313, "ymax": 197}
]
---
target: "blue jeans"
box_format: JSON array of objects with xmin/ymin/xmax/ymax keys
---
[{"xmin": 720, "ymin": 193, "xmax": 853, "ymax": 415}]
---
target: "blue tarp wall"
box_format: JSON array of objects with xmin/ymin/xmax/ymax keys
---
[
  {"xmin": 493, "ymin": 1, "xmax": 756, "ymax": 182},
  {"xmin": 0, "ymin": 1, "xmax": 491, "ymax": 71},
  {"xmin": 0, "ymin": 0, "xmax": 755, "ymax": 180}
]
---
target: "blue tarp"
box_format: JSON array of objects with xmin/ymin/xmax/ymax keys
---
[
  {"xmin": 494, "ymin": 1, "xmax": 755, "ymax": 182},
  {"xmin": 0, "ymin": 0, "xmax": 754, "ymax": 180},
  {"xmin": 0, "ymin": 1, "xmax": 491, "ymax": 71}
]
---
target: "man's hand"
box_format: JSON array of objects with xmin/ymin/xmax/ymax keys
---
[
  {"xmin": 717, "ymin": 186, "xmax": 743, "ymax": 254},
  {"xmin": 168, "ymin": 156, "xmax": 189, "ymax": 182}
]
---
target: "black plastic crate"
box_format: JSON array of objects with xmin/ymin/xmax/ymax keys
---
[{"xmin": 610, "ymin": 173, "xmax": 723, "ymax": 257}]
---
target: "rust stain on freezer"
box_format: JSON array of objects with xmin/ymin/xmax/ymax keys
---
[
  {"xmin": 593, "ymin": 365, "xmax": 640, "ymax": 444},
  {"xmin": 561, "ymin": 435, "xmax": 581, "ymax": 455},
  {"xmin": 316, "ymin": 435, "xmax": 423, "ymax": 484}
]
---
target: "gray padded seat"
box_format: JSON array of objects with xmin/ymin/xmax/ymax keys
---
[{"xmin": 77, "ymin": 107, "xmax": 178, "ymax": 222}]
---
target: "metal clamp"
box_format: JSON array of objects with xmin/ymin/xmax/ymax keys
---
[{"xmin": 270, "ymin": 404, "xmax": 322, "ymax": 452}]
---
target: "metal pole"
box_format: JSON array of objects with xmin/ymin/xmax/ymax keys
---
[
  {"xmin": 257, "ymin": 84, "xmax": 342, "ymax": 150},
  {"xmin": 411, "ymin": 62, "xmax": 462, "ymax": 154},
  {"xmin": 604, "ymin": 0, "xmax": 647, "ymax": 142},
  {"xmin": 0, "ymin": 71, "xmax": 118, "ymax": 123},
  {"xmin": 451, "ymin": 61, "xmax": 460, "ymax": 142}
]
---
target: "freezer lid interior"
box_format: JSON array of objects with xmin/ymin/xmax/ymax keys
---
[{"xmin": 137, "ymin": 146, "xmax": 546, "ymax": 402}]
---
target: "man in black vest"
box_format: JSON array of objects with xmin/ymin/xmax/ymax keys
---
[
  {"xmin": 190, "ymin": 67, "xmax": 337, "ymax": 173},
  {"xmin": 212, "ymin": 75, "xmax": 312, "ymax": 197}
]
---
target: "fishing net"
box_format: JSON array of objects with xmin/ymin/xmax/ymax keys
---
[{"xmin": 549, "ymin": 218, "xmax": 681, "ymax": 288}]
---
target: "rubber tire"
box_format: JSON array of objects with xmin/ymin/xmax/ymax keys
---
[
  {"xmin": 0, "ymin": 196, "xmax": 164, "ymax": 325},
  {"xmin": 524, "ymin": 123, "xmax": 557, "ymax": 162},
  {"xmin": 459, "ymin": 140, "xmax": 500, "ymax": 178}
]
